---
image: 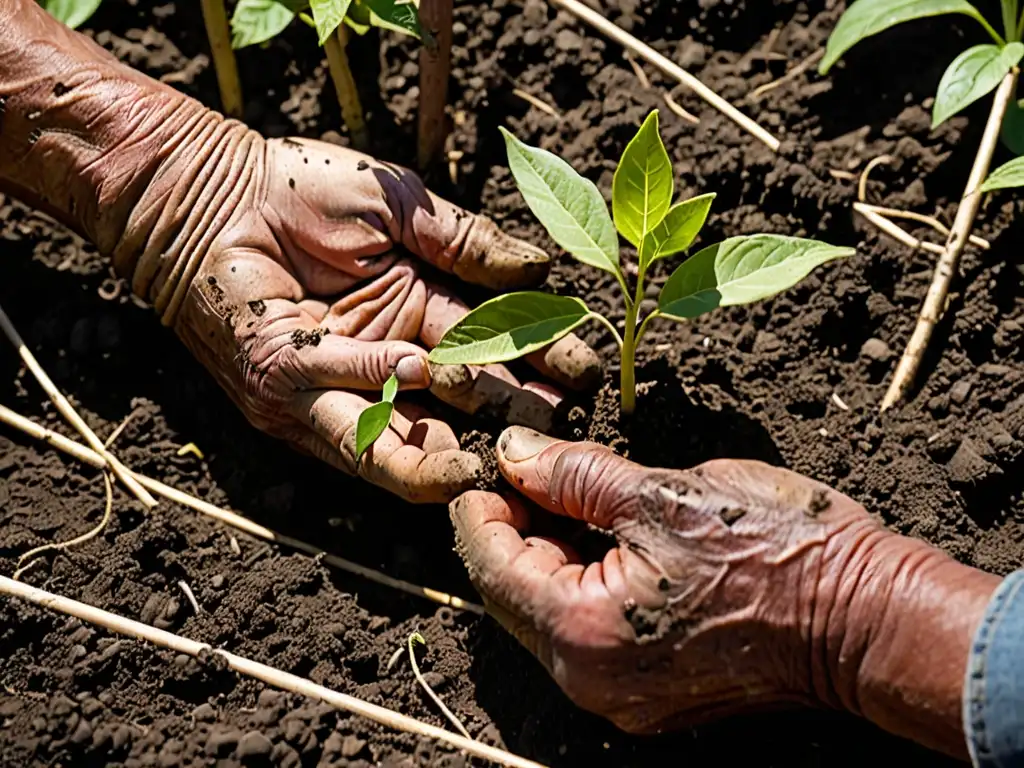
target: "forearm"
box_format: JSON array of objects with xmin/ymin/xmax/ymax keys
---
[
  {"xmin": 818, "ymin": 526, "xmax": 1000, "ymax": 760},
  {"xmin": 0, "ymin": 0, "xmax": 261, "ymax": 321}
]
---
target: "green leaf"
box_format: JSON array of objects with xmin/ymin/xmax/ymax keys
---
[
  {"xmin": 311, "ymin": 0, "xmax": 353, "ymax": 43},
  {"xmin": 933, "ymin": 43, "xmax": 1024, "ymax": 127},
  {"xmin": 231, "ymin": 0, "xmax": 301, "ymax": 48},
  {"xmin": 612, "ymin": 110, "xmax": 674, "ymax": 247},
  {"xmin": 981, "ymin": 156, "xmax": 1024, "ymax": 190},
  {"xmin": 820, "ymin": 0, "xmax": 993, "ymax": 74},
  {"xmin": 38, "ymin": 0, "xmax": 103, "ymax": 29},
  {"xmin": 362, "ymin": 0, "xmax": 421, "ymax": 37},
  {"xmin": 640, "ymin": 193, "xmax": 715, "ymax": 269},
  {"xmin": 355, "ymin": 401, "xmax": 394, "ymax": 461},
  {"xmin": 659, "ymin": 235, "xmax": 855, "ymax": 319},
  {"xmin": 500, "ymin": 128, "xmax": 620, "ymax": 277},
  {"xmin": 428, "ymin": 293, "xmax": 591, "ymax": 365},
  {"xmin": 381, "ymin": 372, "xmax": 399, "ymax": 403}
]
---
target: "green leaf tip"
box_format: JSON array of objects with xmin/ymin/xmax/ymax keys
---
[{"xmin": 613, "ymin": 109, "xmax": 674, "ymax": 248}]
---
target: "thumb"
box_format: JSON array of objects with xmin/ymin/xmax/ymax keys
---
[{"xmin": 496, "ymin": 427, "xmax": 645, "ymax": 528}]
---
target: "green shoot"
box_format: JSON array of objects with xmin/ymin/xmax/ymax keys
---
[
  {"xmin": 427, "ymin": 111, "xmax": 854, "ymax": 414},
  {"xmin": 354, "ymin": 373, "xmax": 398, "ymax": 461}
]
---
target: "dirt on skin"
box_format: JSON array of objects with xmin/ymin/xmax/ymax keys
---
[{"xmin": 2, "ymin": 0, "xmax": 1023, "ymax": 765}]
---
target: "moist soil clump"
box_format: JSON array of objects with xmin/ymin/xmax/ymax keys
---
[{"xmin": 3, "ymin": 0, "xmax": 1023, "ymax": 765}]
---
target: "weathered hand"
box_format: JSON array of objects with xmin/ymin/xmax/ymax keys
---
[
  {"xmin": 451, "ymin": 428, "xmax": 998, "ymax": 756},
  {"xmin": 0, "ymin": 1, "xmax": 599, "ymax": 504},
  {"xmin": 127, "ymin": 137, "xmax": 600, "ymax": 503}
]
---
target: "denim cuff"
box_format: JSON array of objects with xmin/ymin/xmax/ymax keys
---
[{"xmin": 965, "ymin": 570, "xmax": 1024, "ymax": 768}]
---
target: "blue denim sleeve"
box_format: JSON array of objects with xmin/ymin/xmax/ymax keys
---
[{"xmin": 965, "ymin": 570, "xmax": 1024, "ymax": 767}]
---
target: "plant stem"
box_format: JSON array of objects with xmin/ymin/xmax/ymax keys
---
[
  {"xmin": 1004, "ymin": 0, "xmax": 1020, "ymax": 41},
  {"xmin": 323, "ymin": 25, "xmax": 369, "ymax": 151},
  {"xmin": 880, "ymin": 69, "xmax": 1018, "ymax": 412},
  {"xmin": 977, "ymin": 12, "xmax": 1008, "ymax": 45},
  {"xmin": 199, "ymin": 0, "xmax": 244, "ymax": 118},
  {"xmin": 635, "ymin": 309, "xmax": 661, "ymax": 344},
  {"xmin": 620, "ymin": 307, "xmax": 637, "ymax": 415},
  {"xmin": 417, "ymin": 0, "xmax": 454, "ymax": 170},
  {"xmin": 588, "ymin": 312, "xmax": 623, "ymax": 348}
]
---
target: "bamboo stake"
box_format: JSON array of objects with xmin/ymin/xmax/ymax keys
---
[
  {"xmin": 417, "ymin": 0, "xmax": 454, "ymax": 170},
  {"xmin": 199, "ymin": 0, "xmax": 244, "ymax": 118},
  {"xmin": 880, "ymin": 70, "xmax": 1018, "ymax": 412},
  {"xmin": 0, "ymin": 403, "xmax": 483, "ymax": 615},
  {"xmin": 324, "ymin": 25, "xmax": 369, "ymax": 151},
  {"xmin": 0, "ymin": 577, "xmax": 545, "ymax": 768},
  {"xmin": 0, "ymin": 304, "xmax": 157, "ymax": 508},
  {"xmin": 547, "ymin": 0, "xmax": 780, "ymax": 151}
]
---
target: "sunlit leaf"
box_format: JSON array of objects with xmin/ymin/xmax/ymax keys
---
[
  {"xmin": 659, "ymin": 235, "xmax": 855, "ymax": 319},
  {"xmin": 362, "ymin": 0, "xmax": 421, "ymax": 38},
  {"xmin": 820, "ymin": 0, "xmax": 991, "ymax": 74},
  {"xmin": 500, "ymin": 128, "xmax": 620, "ymax": 277},
  {"xmin": 38, "ymin": 0, "xmax": 103, "ymax": 29},
  {"xmin": 311, "ymin": 0, "xmax": 353, "ymax": 44},
  {"xmin": 640, "ymin": 193, "xmax": 715, "ymax": 269},
  {"xmin": 933, "ymin": 43, "xmax": 1024, "ymax": 127},
  {"xmin": 231, "ymin": 0, "xmax": 302, "ymax": 48},
  {"xmin": 355, "ymin": 401, "xmax": 394, "ymax": 461},
  {"xmin": 612, "ymin": 110, "xmax": 673, "ymax": 247},
  {"xmin": 981, "ymin": 156, "xmax": 1024, "ymax": 190},
  {"xmin": 428, "ymin": 293, "xmax": 591, "ymax": 365}
]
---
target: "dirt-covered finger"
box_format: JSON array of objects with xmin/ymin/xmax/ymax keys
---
[
  {"xmin": 524, "ymin": 333, "xmax": 602, "ymax": 392},
  {"xmin": 496, "ymin": 426, "xmax": 644, "ymax": 527},
  {"xmin": 429, "ymin": 361, "xmax": 557, "ymax": 432}
]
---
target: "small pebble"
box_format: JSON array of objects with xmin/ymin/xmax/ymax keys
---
[
  {"xmin": 860, "ymin": 338, "xmax": 891, "ymax": 361},
  {"xmin": 237, "ymin": 730, "xmax": 274, "ymax": 760}
]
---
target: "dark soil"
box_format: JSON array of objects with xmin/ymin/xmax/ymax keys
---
[{"xmin": 3, "ymin": 0, "xmax": 1023, "ymax": 765}]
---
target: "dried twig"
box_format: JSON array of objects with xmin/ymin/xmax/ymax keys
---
[
  {"xmin": 853, "ymin": 202, "xmax": 945, "ymax": 256},
  {"xmin": 748, "ymin": 49, "xmax": 824, "ymax": 101},
  {"xmin": 624, "ymin": 51, "xmax": 651, "ymax": 89},
  {"xmin": 104, "ymin": 409, "xmax": 138, "ymax": 449},
  {"xmin": 12, "ymin": 473, "xmax": 113, "ymax": 581},
  {"xmin": 0, "ymin": 577, "xmax": 545, "ymax": 768},
  {"xmin": 0, "ymin": 304, "xmax": 157, "ymax": 508},
  {"xmin": 408, "ymin": 633, "xmax": 471, "ymax": 739},
  {"xmin": 510, "ymin": 88, "xmax": 561, "ymax": 118},
  {"xmin": 881, "ymin": 70, "xmax": 1018, "ymax": 411},
  {"xmin": 857, "ymin": 154, "xmax": 894, "ymax": 204},
  {"xmin": 861, "ymin": 204, "xmax": 989, "ymax": 250},
  {"xmin": 663, "ymin": 91, "xmax": 700, "ymax": 124},
  {"xmin": 0, "ymin": 403, "xmax": 483, "ymax": 614},
  {"xmin": 177, "ymin": 580, "xmax": 202, "ymax": 615},
  {"xmin": 548, "ymin": 0, "xmax": 780, "ymax": 151}
]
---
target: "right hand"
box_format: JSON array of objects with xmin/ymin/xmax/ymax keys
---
[{"xmin": 450, "ymin": 427, "xmax": 997, "ymax": 757}]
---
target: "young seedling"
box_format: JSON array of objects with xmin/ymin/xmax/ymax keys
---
[
  {"xmin": 230, "ymin": 0, "xmax": 422, "ymax": 150},
  {"xmin": 355, "ymin": 373, "xmax": 398, "ymax": 461},
  {"xmin": 820, "ymin": 0, "xmax": 1024, "ymax": 410},
  {"xmin": 428, "ymin": 111, "xmax": 854, "ymax": 414}
]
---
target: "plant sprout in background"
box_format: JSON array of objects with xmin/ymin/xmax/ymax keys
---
[
  {"xmin": 820, "ymin": 0, "xmax": 1024, "ymax": 410},
  {"xmin": 230, "ymin": 0, "xmax": 422, "ymax": 150},
  {"xmin": 429, "ymin": 111, "xmax": 854, "ymax": 414}
]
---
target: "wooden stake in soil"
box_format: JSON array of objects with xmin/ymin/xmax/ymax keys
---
[
  {"xmin": 324, "ymin": 26, "xmax": 369, "ymax": 151},
  {"xmin": 0, "ymin": 577, "xmax": 546, "ymax": 768},
  {"xmin": 547, "ymin": 0, "xmax": 780, "ymax": 151},
  {"xmin": 417, "ymin": 0, "xmax": 454, "ymax": 170},
  {"xmin": 199, "ymin": 0, "xmax": 244, "ymax": 118},
  {"xmin": 880, "ymin": 70, "xmax": 1019, "ymax": 412},
  {"xmin": 0, "ymin": 403, "xmax": 483, "ymax": 614},
  {"xmin": 0, "ymin": 304, "xmax": 157, "ymax": 508}
]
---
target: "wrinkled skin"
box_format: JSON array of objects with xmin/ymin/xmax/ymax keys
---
[
  {"xmin": 0, "ymin": 0, "xmax": 601, "ymax": 504},
  {"xmin": 452, "ymin": 427, "xmax": 1000, "ymax": 757},
  {"xmin": 161, "ymin": 137, "xmax": 600, "ymax": 503}
]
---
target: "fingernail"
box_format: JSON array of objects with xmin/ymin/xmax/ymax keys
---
[
  {"xmin": 395, "ymin": 355, "xmax": 429, "ymax": 387},
  {"xmin": 498, "ymin": 426, "xmax": 557, "ymax": 462}
]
